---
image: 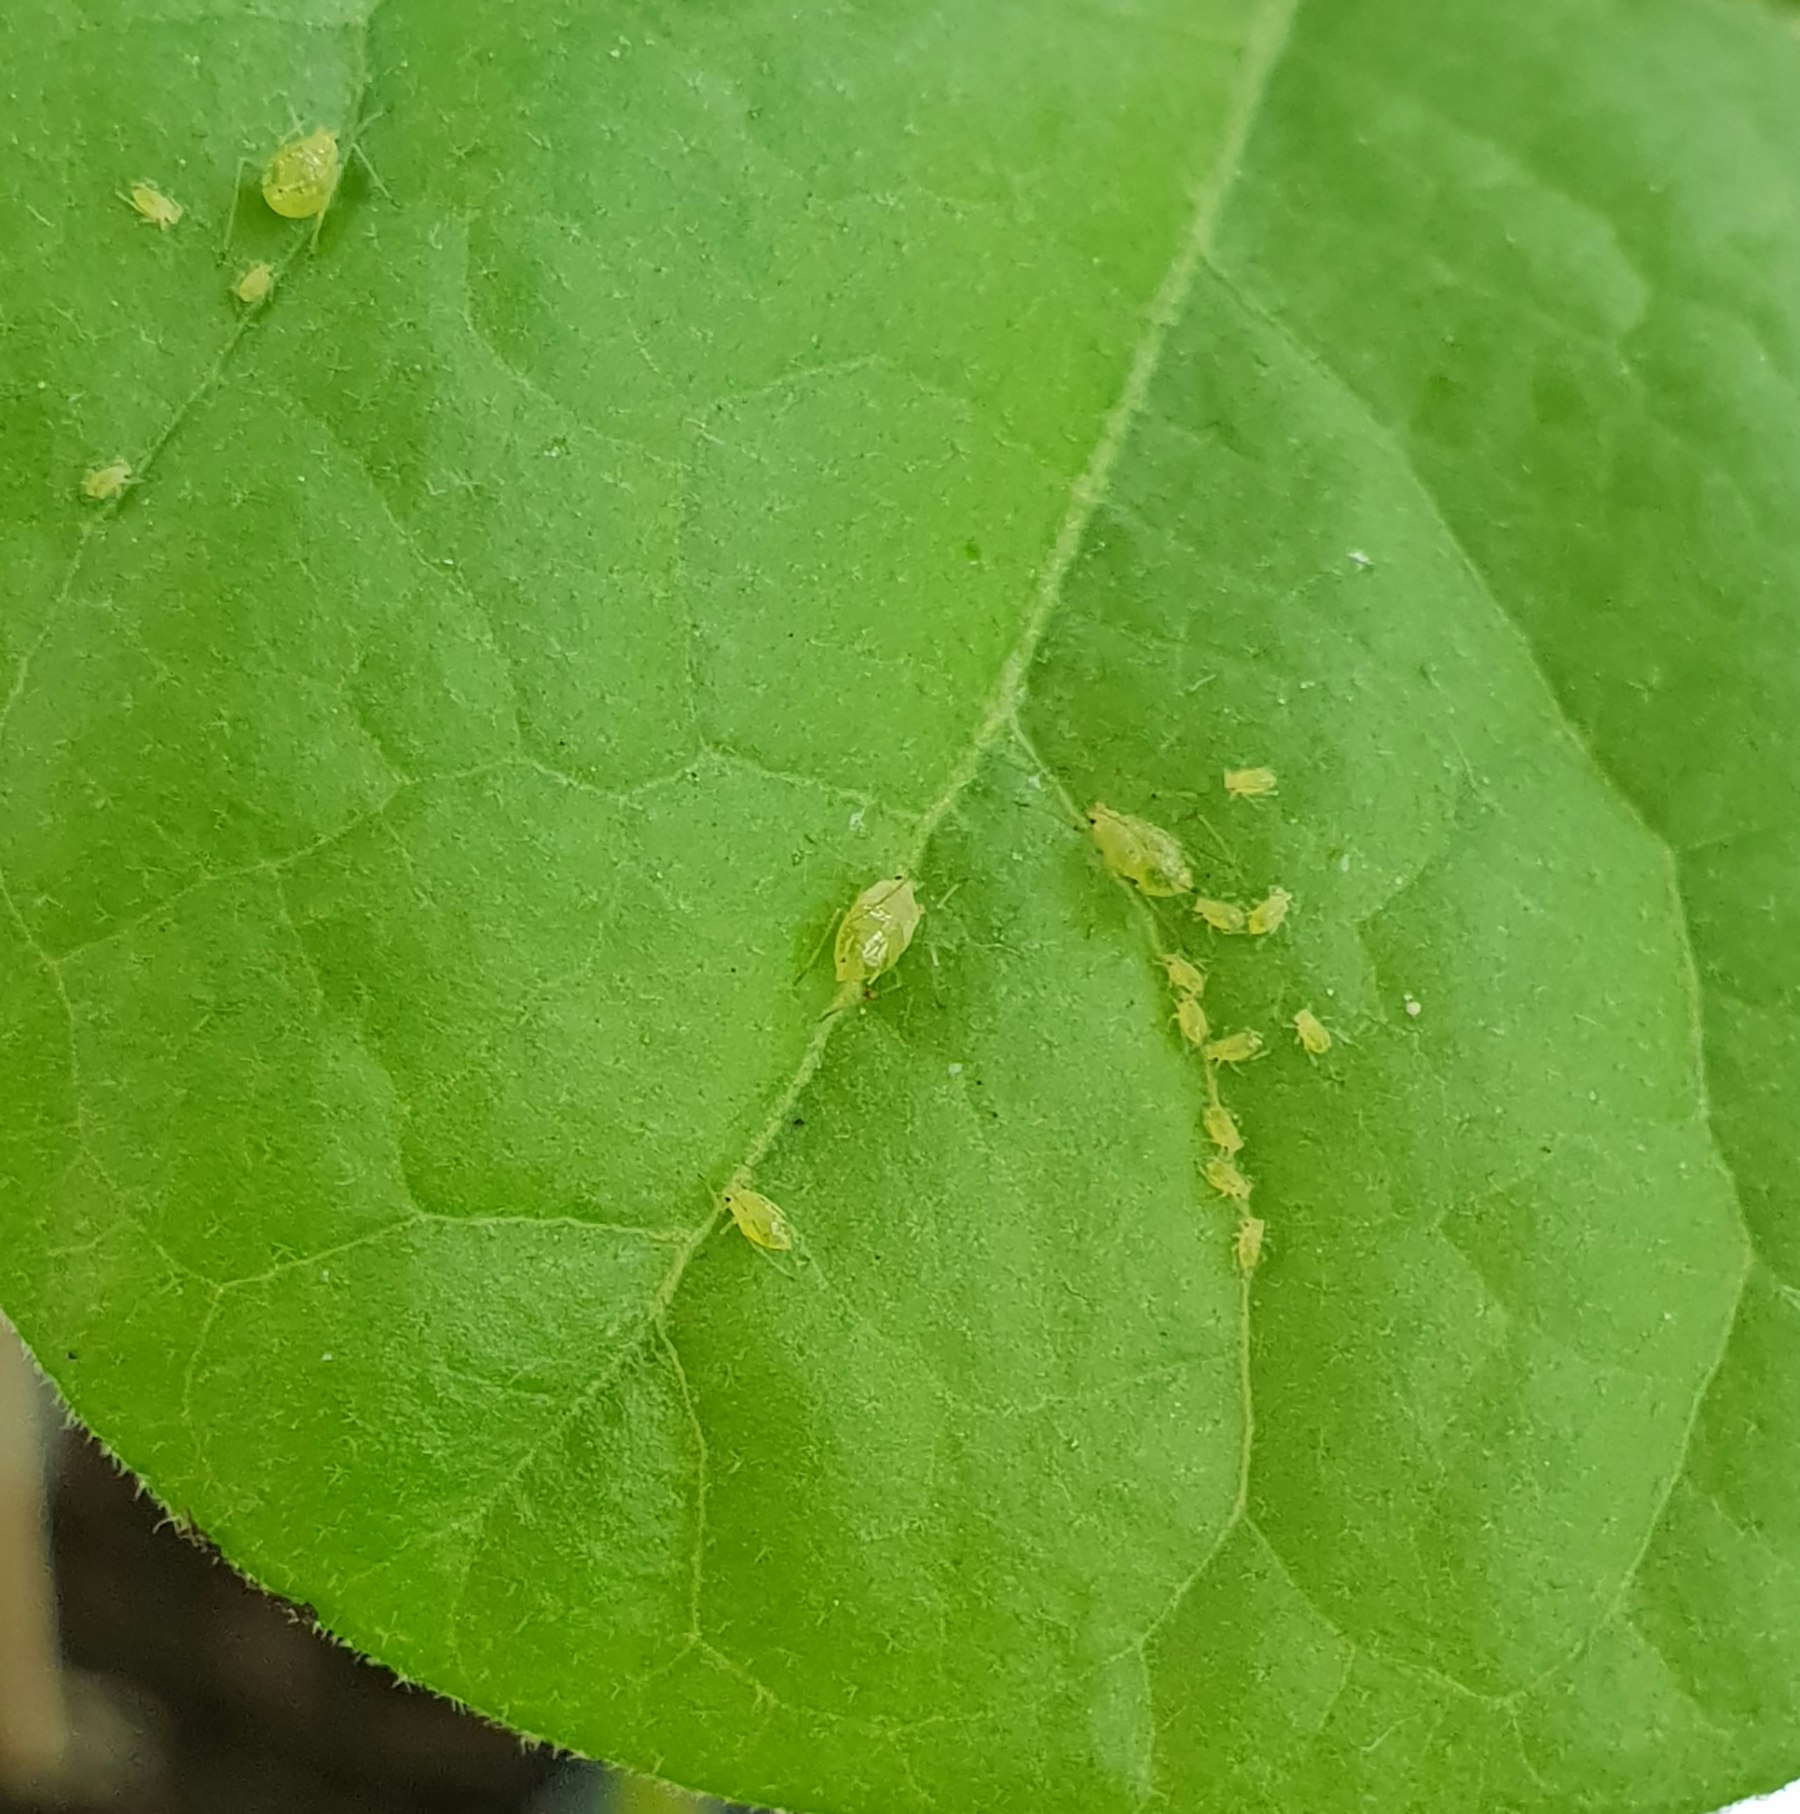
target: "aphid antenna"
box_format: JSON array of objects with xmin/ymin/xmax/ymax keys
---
[
  {"xmin": 999, "ymin": 724, "xmax": 1109, "ymax": 842},
  {"xmin": 998, "ymin": 755, "xmax": 1087, "ymax": 841},
  {"xmin": 1181, "ymin": 802, "xmax": 1240, "ymax": 871},
  {"xmin": 343, "ymin": 108, "xmax": 392, "ymax": 198},
  {"xmin": 220, "ymin": 160, "xmax": 250, "ymax": 257},
  {"xmin": 1009, "ymin": 730, "xmax": 1221, "ymax": 899},
  {"xmin": 792, "ymin": 913, "xmax": 840, "ymax": 987},
  {"xmin": 1127, "ymin": 777, "xmax": 1241, "ymax": 871}
]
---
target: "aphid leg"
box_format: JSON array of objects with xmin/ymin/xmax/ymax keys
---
[
  {"xmin": 345, "ymin": 105, "xmax": 389, "ymax": 149},
  {"xmin": 1189, "ymin": 807, "xmax": 1239, "ymax": 868},
  {"xmin": 329, "ymin": 110, "xmax": 392, "ymax": 248},
  {"xmin": 348, "ymin": 137, "xmax": 391, "ymax": 201}
]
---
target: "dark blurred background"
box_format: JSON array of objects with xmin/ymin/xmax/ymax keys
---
[{"xmin": 0, "ymin": 1322, "xmax": 728, "ymax": 1814}]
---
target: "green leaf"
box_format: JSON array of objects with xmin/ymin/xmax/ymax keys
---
[{"xmin": 3, "ymin": 0, "xmax": 1798, "ymax": 1809}]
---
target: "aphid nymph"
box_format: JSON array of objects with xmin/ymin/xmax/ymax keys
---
[
  {"xmin": 1293, "ymin": 1007, "xmax": 1332, "ymax": 1055},
  {"xmin": 1176, "ymin": 996, "xmax": 1210, "ymax": 1048},
  {"xmin": 1086, "ymin": 803, "xmax": 1193, "ymax": 897},
  {"xmin": 1204, "ymin": 1029, "xmax": 1265, "ymax": 1066},
  {"xmin": 723, "ymin": 1186, "xmax": 794, "ymax": 1253},
  {"xmin": 1224, "ymin": 766, "xmax": 1278, "ymax": 800},
  {"xmin": 1162, "ymin": 954, "xmax": 1205, "ymax": 997},
  {"xmin": 1203, "ymin": 1102, "xmax": 1243, "ymax": 1154},
  {"xmin": 834, "ymin": 875, "xmax": 923, "ymax": 986},
  {"xmin": 1247, "ymin": 887, "xmax": 1292, "ymax": 937},
  {"xmin": 1235, "ymin": 1215, "xmax": 1266, "ymax": 1272},
  {"xmin": 1205, "ymin": 1155, "xmax": 1253, "ymax": 1203},
  {"xmin": 124, "ymin": 182, "xmax": 183, "ymax": 229},
  {"xmin": 80, "ymin": 459, "xmax": 134, "ymax": 502},
  {"xmin": 232, "ymin": 261, "xmax": 275, "ymax": 306},
  {"xmin": 1193, "ymin": 897, "xmax": 1247, "ymax": 934}
]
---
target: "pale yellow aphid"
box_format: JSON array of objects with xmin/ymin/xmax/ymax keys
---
[
  {"xmin": 1086, "ymin": 803, "xmax": 1193, "ymax": 897},
  {"xmin": 1162, "ymin": 954, "xmax": 1205, "ymax": 998},
  {"xmin": 833, "ymin": 875, "xmax": 923, "ymax": 986},
  {"xmin": 262, "ymin": 127, "xmax": 340, "ymax": 219},
  {"xmin": 1203, "ymin": 1102, "xmax": 1244, "ymax": 1155},
  {"xmin": 1293, "ymin": 1007, "xmax": 1332, "ymax": 1056},
  {"xmin": 1193, "ymin": 897, "xmax": 1247, "ymax": 934},
  {"xmin": 1204, "ymin": 1029, "xmax": 1265, "ymax": 1067},
  {"xmin": 1235, "ymin": 1216, "xmax": 1266, "ymax": 1273},
  {"xmin": 1247, "ymin": 887, "xmax": 1293, "ymax": 937},
  {"xmin": 723, "ymin": 1186, "xmax": 794, "ymax": 1253},
  {"xmin": 124, "ymin": 182, "xmax": 183, "ymax": 229},
  {"xmin": 232, "ymin": 261, "xmax": 275, "ymax": 306},
  {"xmin": 1223, "ymin": 766, "xmax": 1278, "ymax": 800},
  {"xmin": 1205, "ymin": 1155, "xmax": 1253, "ymax": 1203},
  {"xmin": 80, "ymin": 459, "xmax": 133, "ymax": 502},
  {"xmin": 1176, "ymin": 996, "xmax": 1210, "ymax": 1048}
]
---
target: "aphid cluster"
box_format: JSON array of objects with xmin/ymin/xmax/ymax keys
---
[
  {"xmin": 1158, "ymin": 945, "xmax": 1267, "ymax": 1272},
  {"xmin": 725, "ymin": 769, "xmax": 1345, "ymax": 1274},
  {"xmin": 1085, "ymin": 765, "xmax": 1343, "ymax": 1278},
  {"xmin": 1087, "ymin": 783, "xmax": 1294, "ymax": 945},
  {"xmin": 87, "ymin": 118, "xmax": 378, "ymax": 501}
]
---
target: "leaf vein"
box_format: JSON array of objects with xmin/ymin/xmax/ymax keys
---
[{"xmin": 657, "ymin": 0, "xmax": 1309, "ymax": 1286}]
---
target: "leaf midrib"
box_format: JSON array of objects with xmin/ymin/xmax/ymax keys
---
[
  {"xmin": 431, "ymin": 0, "xmax": 1306, "ymax": 1686},
  {"xmin": 698, "ymin": 0, "xmax": 1308, "ymax": 1240}
]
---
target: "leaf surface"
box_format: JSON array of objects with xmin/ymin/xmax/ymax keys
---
[{"xmin": 3, "ymin": 0, "xmax": 1800, "ymax": 1809}]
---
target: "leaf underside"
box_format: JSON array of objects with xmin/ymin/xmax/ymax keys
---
[{"xmin": 4, "ymin": 0, "xmax": 1800, "ymax": 1809}]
